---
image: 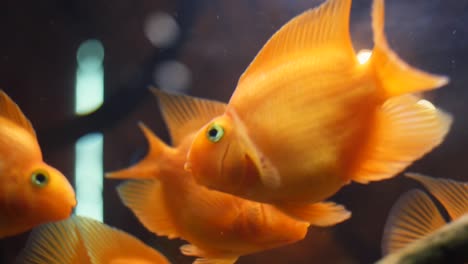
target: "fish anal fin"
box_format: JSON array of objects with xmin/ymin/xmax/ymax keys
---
[
  {"xmin": 117, "ymin": 180, "xmax": 179, "ymax": 239},
  {"xmin": 353, "ymin": 95, "xmax": 452, "ymax": 184},
  {"xmin": 239, "ymin": 0, "xmax": 355, "ymax": 83},
  {"xmin": 276, "ymin": 201, "xmax": 351, "ymax": 226},
  {"xmin": 406, "ymin": 173, "xmax": 468, "ymax": 220},
  {"xmin": 0, "ymin": 90, "xmax": 36, "ymax": 138},
  {"xmin": 370, "ymin": 0, "xmax": 448, "ymax": 97},
  {"xmin": 150, "ymin": 88, "xmax": 226, "ymax": 146},
  {"xmin": 382, "ymin": 190, "xmax": 446, "ymax": 254},
  {"xmin": 181, "ymin": 245, "xmax": 238, "ymax": 264},
  {"xmin": 193, "ymin": 257, "xmax": 238, "ymax": 264}
]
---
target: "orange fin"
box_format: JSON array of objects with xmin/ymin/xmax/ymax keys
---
[
  {"xmin": 382, "ymin": 190, "xmax": 446, "ymax": 254},
  {"xmin": 353, "ymin": 95, "xmax": 452, "ymax": 183},
  {"xmin": 276, "ymin": 201, "xmax": 351, "ymax": 226},
  {"xmin": 370, "ymin": 0, "xmax": 448, "ymax": 97},
  {"xmin": 0, "ymin": 90, "xmax": 36, "ymax": 138},
  {"xmin": 15, "ymin": 216, "xmax": 90, "ymax": 264},
  {"xmin": 150, "ymin": 88, "xmax": 226, "ymax": 146},
  {"xmin": 74, "ymin": 215, "xmax": 170, "ymax": 264},
  {"xmin": 117, "ymin": 180, "xmax": 179, "ymax": 239},
  {"xmin": 106, "ymin": 123, "xmax": 170, "ymax": 180},
  {"xmin": 238, "ymin": 0, "xmax": 355, "ymax": 83},
  {"xmin": 180, "ymin": 244, "xmax": 238, "ymax": 264},
  {"xmin": 406, "ymin": 173, "xmax": 468, "ymax": 220}
]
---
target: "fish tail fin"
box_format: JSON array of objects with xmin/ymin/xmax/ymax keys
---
[
  {"xmin": 370, "ymin": 0, "xmax": 448, "ymax": 98},
  {"xmin": 106, "ymin": 122, "xmax": 170, "ymax": 180},
  {"xmin": 353, "ymin": 94, "xmax": 452, "ymax": 183},
  {"xmin": 276, "ymin": 201, "xmax": 351, "ymax": 226},
  {"xmin": 117, "ymin": 180, "xmax": 179, "ymax": 239},
  {"xmin": 382, "ymin": 190, "xmax": 446, "ymax": 254}
]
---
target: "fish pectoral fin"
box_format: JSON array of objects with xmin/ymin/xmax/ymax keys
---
[
  {"xmin": 117, "ymin": 180, "xmax": 180, "ymax": 239},
  {"xmin": 405, "ymin": 173, "xmax": 468, "ymax": 220},
  {"xmin": 244, "ymin": 150, "xmax": 281, "ymax": 189},
  {"xmin": 0, "ymin": 90, "xmax": 36, "ymax": 138},
  {"xmin": 181, "ymin": 244, "xmax": 238, "ymax": 264},
  {"xmin": 382, "ymin": 190, "xmax": 446, "ymax": 255},
  {"xmin": 353, "ymin": 94, "xmax": 452, "ymax": 184},
  {"xmin": 150, "ymin": 88, "xmax": 226, "ymax": 146},
  {"xmin": 74, "ymin": 215, "xmax": 170, "ymax": 264},
  {"xmin": 276, "ymin": 201, "xmax": 351, "ymax": 226},
  {"xmin": 370, "ymin": 0, "xmax": 448, "ymax": 97}
]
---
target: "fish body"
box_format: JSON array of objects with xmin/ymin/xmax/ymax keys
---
[
  {"xmin": 186, "ymin": 0, "xmax": 452, "ymax": 220},
  {"xmin": 107, "ymin": 89, "xmax": 350, "ymax": 263},
  {"xmin": 0, "ymin": 90, "xmax": 76, "ymax": 238},
  {"xmin": 16, "ymin": 215, "xmax": 171, "ymax": 264}
]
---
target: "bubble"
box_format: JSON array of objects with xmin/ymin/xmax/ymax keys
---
[
  {"xmin": 154, "ymin": 60, "xmax": 191, "ymax": 93},
  {"xmin": 144, "ymin": 12, "xmax": 179, "ymax": 48}
]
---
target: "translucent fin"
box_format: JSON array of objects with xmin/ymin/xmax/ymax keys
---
[
  {"xmin": 150, "ymin": 88, "xmax": 226, "ymax": 146},
  {"xmin": 406, "ymin": 173, "xmax": 468, "ymax": 220},
  {"xmin": 106, "ymin": 123, "xmax": 170, "ymax": 180},
  {"xmin": 0, "ymin": 90, "xmax": 36, "ymax": 138},
  {"xmin": 238, "ymin": 0, "xmax": 355, "ymax": 83},
  {"xmin": 353, "ymin": 95, "xmax": 452, "ymax": 183},
  {"xmin": 74, "ymin": 216, "xmax": 170, "ymax": 264},
  {"xmin": 276, "ymin": 201, "xmax": 351, "ymax": 226},
  {"xmin": 370, "ymin": 0, "xmax": 448, "ymax": 97},
  {"xmin": 382, "ymin": 190, "xmax": 446, "ymax": 254},
  {"xmin": 15, "ymin": 217, "xmax": 90, "ymax": 264},
  {"xmin": 117, "ymin": 180, "xmax": 179, "ymax": 239},
  {"xmin": 193, "ymin": 257, "xmax": 238, "ymax": 264},
  {"xmin": 180, "ymin": 245, "xmax": 237, "ymax": 264}
]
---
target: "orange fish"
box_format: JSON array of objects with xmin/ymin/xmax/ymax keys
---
[
  {"xmin": 382, "ymin": 173, "xmax": 467, "ymax": 254},
  {"xmin": 16, "ymin": 215, "xmax": 171, "ymax": 264},
  {"xmin": 106, "ymin": 89, "xmax": 349, "ymax": 264},
  {"xmin": 186, "ymin": 0, "xmax": 452, "ymax": 222},
  {"xmin": 0, "ymin": 90, "xmax": 76, "ymax": 238}
]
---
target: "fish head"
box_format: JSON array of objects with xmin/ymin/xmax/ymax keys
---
[{"xmin": 186, "ymin": 114, "xmax": 260, "ymax": 196}]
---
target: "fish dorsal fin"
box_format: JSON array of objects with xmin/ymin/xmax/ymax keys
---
[
  {"xmin": 382, "ymin": 190, "xmax": 446, "ymax": 255},
  {"xmin": 370, "ymin": 0, "xmax": 448, "ymax": 97},
  {"xmin": 15, "ymin": 216, "xmax": 91, "ymax": 264},
  {"xmin": 238, "ymin": 0, "xmax": 355, "ymax": 83},
  {"xmin": 406, "ymin": 173, "xmax": 468, "ymax": 220},
  {"xmin": 353, "ymin": 95, "xmax": 452, "ymax": 183},
  {"xmin": 117, "ymin": 180, "xmax": 179, "ymax": 239},
  {"xmin": 75, "ymin": 215, "xmax": 170, "ymax": 264},
  {"xmin": 275, "ymin": 201, "xmax": 351, "ymax": 226},
  {"xmin": 106, "ymin": 123, "xmax": 170, "ymax": 180},
  {"xmin": 150, "ymin": 88, "xmax": 226, "ymax": 146},
  {"xmin": 0, "ymin": 90, "xmax": 36, "ymax": 138}
]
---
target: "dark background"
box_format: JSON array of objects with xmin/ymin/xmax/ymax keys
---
[{"xmin": 0, "ymin": 0, "xmax": 467, "ymax": 263}]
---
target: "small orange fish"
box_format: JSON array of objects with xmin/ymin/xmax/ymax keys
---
[
  {"xmin": 382, "ymin": 173, "xmax": 467, "ymax": 254},
  {"xmin": 106, "ymin": 89, "xmax": 349, "ymax": 264},
  {"xmin": 0, "ymin": 90, "xmax": 76, "ymax": 238},
  {"xmin": 186, "ymin": 0, "xmax": 452, "ymax": 222},
  {"xmin": 16, "ymin": 215, "xmax": 171, "ymax": 264}
]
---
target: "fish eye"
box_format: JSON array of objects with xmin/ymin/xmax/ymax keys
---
[
  {"xmin": 206, "ymin": 123, "xmax": 224, "ymax": 143},
  {"xmin": 31, "ymin": 170, "xmax": 50, "ymax": 188}
]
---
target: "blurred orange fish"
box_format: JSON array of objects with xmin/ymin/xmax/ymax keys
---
[
  {"xmin": 106, "ymin": 89, "xmax": 349, "ymax": 264},
  {"xmin": 382, "ymin": 173, "xmax": 467, "ymax": 254},
  {"xmin": 16, "ymin": 215, "xmax": 171, "ymax": 264},
  {"xmin": 186, "ymin": 0, "xmax": 452, "ymax": 222},
  {"xmin": 0, "ymin": 90, "xmax": 76, "ymax": 238}
]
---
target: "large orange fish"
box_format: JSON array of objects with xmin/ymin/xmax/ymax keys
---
[
  {"xmin": 106, "ymin": 89, "xmax": 349, "ymax": 264},
  {"xmin": 186, "ymin": 0, "xmax": 452, "ymax": 221},
  {"xmin": 382, "ymin": 173, "xmax": 467, "ymax": 254},
  {"xmin": 16, "ymin": 215, "xmax": 171, "ymax": 264},
  {"xmin": 0, "ymin": 90, "xmax": 76, "ymax": 238}
]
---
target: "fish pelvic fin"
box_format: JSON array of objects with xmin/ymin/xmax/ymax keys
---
[
  {"xmin": 276, "ymin": 201, "xmax": 351, "ymax": 226},
  {"xmin": 15, "ymin": 216, "xmax": 90, "ymax": 264},
  {"xmin": 117, "ymin": 179, "xmax": 179, "ymax": 239},
  {"xmin": 353, "ymin": 94, "xmax": 452, "ymax": 184},
  {"xmin": 180, "ymin": 244, "xmax": 238, "ymax": 264},
  {"xmin": 238, "ymin": 0, "xmax": 355, "ymax": 84},
  {"xmin": 106, "ymin": 122, "xmax": 170, "ymax": 180},
  {"xmin": 150, "ymin": 87, "xmax": 226, "ymax": 146},
  {"xmin": 370, "ymin": 0, "xmax": 449, "ymax": 98},
  {"xmin": 406, "ymin": 173, "xmax": 468, "ymax": 220},
  {"xmin": 382, "ymin": 190, "xmax": 446, "ymax": 255},
  {"xmin": 0, "ymin": 90, "xmax": 36, "ymax": 138},
  {"xmin": 74, "ymin": 215, "xmax": 171, "ymax": 264}
]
